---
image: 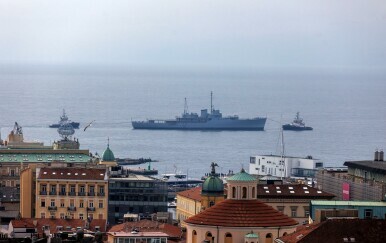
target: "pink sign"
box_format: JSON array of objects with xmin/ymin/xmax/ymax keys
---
[{"xmin": 342, "ymin": 183, "xmax": 350, "ymax": 201}]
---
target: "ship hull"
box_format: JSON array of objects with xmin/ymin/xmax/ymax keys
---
[
  {"xmin": 282, "ymin": 124, "xmax": 313, "ymax": 131},
  {"xmin": 132, "ymin": 118, "xmax": 266, "ymax": 131}
]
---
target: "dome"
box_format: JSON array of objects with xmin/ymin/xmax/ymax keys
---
[
  {"xmin": 202, "ymin": 175, "xmax": 224, "ymax": 194},
  {"xmin": 102, "ymin": 145, "xmax": 115, "ymax": 161},
  {"xmin": 227, "ymin": 168, "xmax": 257, "ymax": 182}
]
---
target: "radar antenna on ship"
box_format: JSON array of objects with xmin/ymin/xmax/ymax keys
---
[
  {"xmin": 184, "ymin": 97, "xmax": 189, "ymax": 115},
  {"xmin": 210, "ymin": 91, "xmax": 214, "ymax": 114},
  {"xmin": 13, "ymin": 122, "xmax": 23, "ymax": 135}
]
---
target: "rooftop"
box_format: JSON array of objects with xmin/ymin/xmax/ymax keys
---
[
  {"xmin": 344, "ymin": 160, "xmax": 386, "ymax": 174},
  {"xmin": 256, "ymin": 185, "xmax": 335, "ymax": 199},
  {"xmin": 227, "ymin": 169, "xmax": 257, "ymax": 182},
  {"xmin": 0, "ymin": 149, "xmax": 91, "ymax": 163},
  {"xmin": 185, "ymin": 199, "xmax": 298, "ymax": 227},
  {"xmin": 176, "ymin": 187, "xmax": 202, "ymax": 202},
  {"xmin": 277, "ymin": 219, "xmax": 386, "ymax": 243},
  {"xmin": 109, "ymin": 174, "xmax": 156, "ymax": 181},
  {"xmin": 310, "ymin": 200, "xmax": 386, "ymax": 207},
  {"xmin": 37, "ymin": 167, "xmax": 107, "ymax": 181}
]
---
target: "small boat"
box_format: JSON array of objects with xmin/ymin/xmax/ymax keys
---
[
  {"xmin": 49, "ymin": 109, "xmax": 80, "ymax": 129},
  {"xmin": 282, "ymin": 112, "xmax": 313, "ymax": 131}
]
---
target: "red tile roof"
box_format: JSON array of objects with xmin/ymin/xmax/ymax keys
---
[
  {"xmin": 176, "ymin": 187, "xmax": 202, "ymax": 202},
  {"xmin": 278, "ymin": 219, "xmax": 386, "ymax": 243},
  {"xmin": 108, "ymin": 219, "xmax": 182, "ymax": 239},
  {"xmin": 38, "ymin": 168, "xmax": 106, "ymax": 180},
  {"xmin": 11, "ymin": 218, "xmax": 106, "ymax": 234},
  {"xmin": 185, "ymin": 199, "xmax": 298, "ymax": 227},
  {"xmin": 256, "ymin": 184, "xmax": 335, "ymax": 199}
]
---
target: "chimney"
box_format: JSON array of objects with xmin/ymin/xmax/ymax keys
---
[
  {"xmin": 380, "ymin": 150, "xmax": 384, "ymax": 162},
  {"xmin": 374, "ymin": 150, "xmax": 379, "ymax": 161}
]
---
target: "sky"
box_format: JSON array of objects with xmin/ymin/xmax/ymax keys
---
[{"xmin": 1, "ymin": 0, "xmax": 386, "ymax": 71}]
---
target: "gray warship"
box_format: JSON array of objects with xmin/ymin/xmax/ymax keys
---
[{"xmin": 132, "ymin": 92, "xmax": 267, "ymax": 130}]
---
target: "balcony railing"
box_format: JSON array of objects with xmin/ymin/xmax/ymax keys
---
[
  {"xmin": 87, "ymin": 207, "xmax": 95, "ymax": 211},
  {"xmin": 59, "ymin": 191, "xmax": 66, "ymax": 196},
  {"xmin": 78, "ymin": 192, "xmax": 86, "ymax": 196},
  {"xmin": 67, "ymin": 206, "xmax": 77, "ymax": 211},
  {"xmin": 68, "ymin": 192, "xmax": 76, "ymax": 196},
  {"xmin": 48, "ymin": 206, "xmax": 57, "ymax": 211},
  {"xmin": 97, "ymin": 192, "xmax": 105, "ymax": 197},
  {"xmin": 88, "ymin": 192, "xmax": 95, "ymax": 196},
  {"xmin": 40, "ymin": 191, "xmax": 47, "ymax": 195},
  {"xmin": 49, "ymin": 191, "xmax": 57, "ymax": 195}
]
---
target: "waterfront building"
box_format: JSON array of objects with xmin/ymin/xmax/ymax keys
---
[
  {"xmin": 310, "ymin": 200, "xmax": 386, "ymax": 223},
  {"xmin": 34, "ymin": 167, "xmax": 108, "ymax": 221},
  {"xmin": 176, "ymin": 163, "xmax": 225, "ymax": 227},
  {"xmin": 185, "ymin": 169, "xmax": 298, "ymax": 243},
  {"xmin": 316, "ymin": 151, "xmax": 386, "ymax": 201},
  {"xmin": 108, "ymin": 166, "xmax": 168, "ymax": 224},
  {"xmin": 256, "ymin": 184, "xmax": 335, "ymax": 224},
  {"xmin": 0, "ymin": 123, "xmax": 93, "ymax": 189},
  {"xmin": 249, "ymin": 155, "xmax": 323, "ymax": 178}
]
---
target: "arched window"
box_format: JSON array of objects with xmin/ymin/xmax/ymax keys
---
[
  {"xmin": 265, "ymin": 233, "xmax": 273, "ymax": 243},
  {"xmin": 225, "ymin": 232, "xmax": 232, "ymax": 243},
  {"xmin": 206, "ymin": 232, "xmax": 213, "ymax": 242},
  {"xmin": 252, "ymin": 187, "xmax": 256, "ymax": 198},
  {"xmin": 242, "ymin": 187, "xmax": 247, "ymax": 199},
  {"xmin": 209, "ymin": 201, "xmax": 215, "ymax": 207},
  {"xmin": 232, "ymin": 187, "xmax": 236, "ymax": 198},
  {"xmin": 192, "ymin": 230, "xmax": 197, "ymax": 243}
]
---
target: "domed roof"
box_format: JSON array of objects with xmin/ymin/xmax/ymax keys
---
[
  {"xmin": 202, "ymin": 175, "xmax": 224, "ymax": 194},
  {"xmin": 185, "ymin": 199, "xmax": 298, "ymax": 227},
  {"xmin": 227, "ymin": 168, "xmax": 257, "ymax": 182},
  {"xmin": 102, "ymin": 142, "xmax": 115, "ymax": 162}
]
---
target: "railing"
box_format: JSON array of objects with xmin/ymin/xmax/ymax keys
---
[
  {"xmin": 87, "ymin": 207, "xmax": 95, "ymax": 211},
  {"xmin": 97, "ymin": 192, "xmax": 105, "ymax": 196},
  {"xmin": 68, "ymin": 192, "xmax": 76, "ymax": 196},
  {"xmin": 88, "ymin": 192, "xmax": 95, "ymax": 196},
  {"xmin": 59, "ymin": 191, "xmax": 66, "ymax": 196},
  {"xmin": 67, "ymin": 206, "xmax": 77, "ymax": 211},
  {"xmin": 78, "ymin": 192, "xmax": 86, "ymax": 196},
  {"xmin": 40, "ymin": 191, "xmax": 47, "ymax": 195},
  {"xmin": 48, "ymin": 206, "xmax": 57, "ymax": 211},
  {"xmin": 49, "ymin": 191, "xmax": 57, "ymax": 195}
]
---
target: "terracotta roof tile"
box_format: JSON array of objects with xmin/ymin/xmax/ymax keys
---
[
  {"xmin": 176, "ymin": 187, "xmax": 202, "ymax": 202},
  {"xmin": 185, "ymin": 199, "xmax": 298, "ymax": 227},
  {"xmin": 38, "ymin": 168, "xmax": 106, "ymax": 180},
  {"xmin": 256, "ymin": 184, "xmax": 335, "ymax": 199},
  {"xmin": 108, "ymin": 220, "xmax": 182, "ymax": 238}
]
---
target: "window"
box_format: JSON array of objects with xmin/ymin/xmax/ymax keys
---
[
  {"xmin": 70, "ymin": 199, "xmax": 75, "ymax": 207},
  {"xmin": 50, "ymin": 200, "xmax": 55, "ymax": 207},
  {"xmin": 60, "ymin": 213, "xmax": 65, "ymax": 219},
  {"xmin": 89, "ymin": 186, "xmax": 95, "ymax": 193},
  {"xmin": 98, "ymin": 200, "xmax": 103, "ymax": 208},
  {"xmin": 290, "ymin": 206, "xmax": 298, "ymax": 217},
  {"xmin": 79, "ymin": 200, "xmax": 84, "ymax": 208},
  {"xmin": 261, "ymin": 165, "xmax": 265, "ymax": 173},
  {"xmin": 365, "ymin": 209, "xmax": 373, "ymax": 219},
  {"xmin": 41, "ymin": 184, "xmax": 47, "ymax": 192},
  {"xmin": 89, "ymin": 201, "xmax": 94, "ymax": 208},
  {"xmin": 277, "ymin": 206, "xmax": 284, "ymax": 212},
  {"xmin": 209, "ymin": 201, "xmax": 215, "ymax": 207},
  {"xmin": 41, "ymin": 213, "xmax": 45, "ymax": 218},
  {"xmin": 232, "ymin": 187, "xmax": 236, "ymax": 198},
  {"xmin": 79, "ymin": 214, "xmax": 84, "ymax": 220},
  {"xmin": 99, "ymin": 186, "xmax": 104, "ymax": 194},
  {"xmin": 41, "ymin": 199, "xmax": 45, "ymax": 207},
  {"xmin": 60, "ymin": 200, "xmax": 65, "ymax": 208},
  {"xmin": 242, "ymin": 187, "xmax": 247, "ymax": 199},
  {"xmin": 225, "ymin": 233, "xmax": 232, "ymax": 243},
  {"xmin": 70, "ymin": 185, "xmax": 75, "ymax": 192},
  {"xmin": 250, "ymin": 157, "xmax": 256, "ymax": 164},
  {"xmin": 51, "ymin": 185, "xmax": 56, "ymax": 193},
  {"xmin": 80, "ymin": 185, "xmax": 85, "ymax": 193},
  {"xmin": 60, "ymin": 185, "xmax": 66, "ymax": 193}
]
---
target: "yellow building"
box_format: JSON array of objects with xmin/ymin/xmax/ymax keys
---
[
  {"xmin": 34, "ymin": 167, "xmax": 108, "ymax": 221},
  {"xmin": 176, "ymin": 163, "xmax": 225, "ymax": 227}
]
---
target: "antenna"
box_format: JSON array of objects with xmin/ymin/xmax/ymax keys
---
[{"xmin": 184, "ymin": 98, "xmax": 188, "ymax": 115}]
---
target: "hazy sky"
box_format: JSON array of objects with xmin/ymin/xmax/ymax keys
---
[{"xmin": 1, "ymin": 1, "xmax": 386, "ymax": 70}]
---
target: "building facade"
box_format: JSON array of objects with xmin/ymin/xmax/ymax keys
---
[
  {"xmin": 108, "ymin": 170, "xmax": 168, "ymax": 224},
  {"xmin": 35, "ymin": 167, "xmax": 108, "ymax": 221},
  {"xmin": 249, "ymin": 155, "xmax": 323, "ymax": 178}
]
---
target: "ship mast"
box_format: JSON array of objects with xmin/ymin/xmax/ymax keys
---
[
  {"xmin": 210, "ymin": 91, "xmax": 213, "ymax": 114},
  {"xmin": 184, "ymin": 97, "xmax": 188, "ymax": 115}
]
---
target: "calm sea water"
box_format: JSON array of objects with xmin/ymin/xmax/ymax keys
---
[{"xmin": 0, "ymin": 70, "xmax": 385, "ymax": 178}]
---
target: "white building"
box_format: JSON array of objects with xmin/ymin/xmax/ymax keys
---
[{"xmin": 249, "ymin": 155, "xmax": 323, "ymax": 178}]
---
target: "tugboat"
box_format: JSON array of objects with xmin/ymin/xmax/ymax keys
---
[
  {"xmin": 49, "ymin": 109, "xmax": 80, "ymax": 129},
  {"xmin": 282, "ymin": 112, "xmax": 313, "ymax": 131},
  {"xmin": 132, "ymin": 92, "xmax": 266, "ymax": 130}
]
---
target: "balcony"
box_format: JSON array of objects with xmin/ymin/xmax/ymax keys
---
[
  {"xmin": 97, "ymin": 192, "xmax": 105, "ymax": 197},
  {"xmin": 67, "ymin": 206, "xmax": 77, "ymax": 211},
  {"xmin": 49, "ymin": 191, "xmax": 57, "ymax": 196},
  {"xmin": 88, "ymin": 192, "xmax": 95, "ymax": 196},
  {"xmin": 40, "ymin": 191, "xmax": 47, "ymax": 195},
  {"xmin": 87, "ymin": 207, "xmax": 96, "ymax": 211},
  {"xmin": 68, "ymin": 192, "xmax": 76, "ymax": 196},
  {"xmin": 48, "ymin": 206, "xmax": 57, "ymax": 211},
  {"xmin": 59, "ymin": 191, "xmax": 66, "ymax": 196},
  {"xmin": 78, "ymin": 192, "xmax": 86, "ymax": 196}
]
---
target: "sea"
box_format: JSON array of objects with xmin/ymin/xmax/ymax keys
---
[{"xmin": 0, "ymin": 69, "xmax": 385, "ymax": 179}]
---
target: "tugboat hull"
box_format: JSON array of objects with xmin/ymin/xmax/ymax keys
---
[{"xmin": 282, "ymin": 124, "xmax": 313, "ymax": 131}]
